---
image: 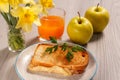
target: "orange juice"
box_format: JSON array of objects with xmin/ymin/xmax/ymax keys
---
[{"xmin": 38, "ymin": 15, "xmax": 64, "ymax": 40}]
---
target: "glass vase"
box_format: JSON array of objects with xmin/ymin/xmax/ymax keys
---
[{"xmin": 8, "ymin": 25, "xmax": 25, "ymax": 52}]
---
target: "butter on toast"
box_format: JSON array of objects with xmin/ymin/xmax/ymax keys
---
[{"xmin": 28, "ymin": 44, "xmax": 89, "ymax": 76}]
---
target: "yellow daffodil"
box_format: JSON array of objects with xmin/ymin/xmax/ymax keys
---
[
  {"xmin": 39, "ymin": 0, "xmax": 54, "ymax": 14},
  {"xmin": 22, "ymin": 0, "xmax": 35, "ymax": 5},
  {"xmin": 0, "ymin": 0, "xmax": 22, "ymax": 12},
  {"xmin": 0, "ymin": 0, "xmax": 9, "ymax": 12},
  {"xmin": 40, "ymin": 0, "xmax": 54, "ymax": 8},
  {"xmin": 11, "ymin": 5, "xmax": 41, "ymax": 32},
  {"xmin": 0, "ymin": 0, "xmax": 55, "ymax": 32},
  {"xmin": 9, "ymin": 0, "xmax": 22, "ymax": 8}
]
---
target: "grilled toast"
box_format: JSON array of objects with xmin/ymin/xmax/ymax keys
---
[{"xmin": 28, "ymin": 44, "xmax": 89, "ymax": 76}]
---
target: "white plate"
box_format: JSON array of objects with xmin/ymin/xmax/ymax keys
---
[{"xmin": 15, "ymin": 41, "xmax": 98, "ymax": 80}]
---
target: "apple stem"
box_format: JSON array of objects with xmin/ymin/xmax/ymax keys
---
[
  {"xmin": 77, "ymin": 12, "xmax": 82, "ymax": 24},
  {"xmin": 96, "ymin": 3, "xmax": 100, "ymax": 11}
]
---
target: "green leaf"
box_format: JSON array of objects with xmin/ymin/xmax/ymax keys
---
[
  {"xmin": 7, "ymin": 13, "xmax": 18, "ymax": 27},
  {"xmin": 66, "ymin": 51, "xmax": 74, "ymax": 62},
  {"xmin": 71, "ymin": 47, "xmax": 78, "ymax": 52},
  {"xmin": 61, "ymin": 43, "xmax": 68, "ymax": 51},
  {"xmin": 45, "ymin": 45, "xmax": 58, "ymax": 54},
  {"xmin": 53, "ymin": 45, "xmax": 58, "ymax": 52},
  {"xmin": 49, "ymin": 36, "xmax": 57, "ymax": 43},
  {"xmin": 76, "ymin": 46, "xmax": 85, "ymax": 51},
  {"xmin": 1, "ymin": 12, "xmax": 10, "ymax": 25},
  {"xmin": 72, "ymin": 46, "xmax": 85, "ymax": 52},
  {"xmin": 45, "ymin": 47, "xmax": 53, "ymax": 54}
]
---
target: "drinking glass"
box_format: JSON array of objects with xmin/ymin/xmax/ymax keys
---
[{"xmin": 38, "ymin": 8, "xmax": 66, "ymax": 41}]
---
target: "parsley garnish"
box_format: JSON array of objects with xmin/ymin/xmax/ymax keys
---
[
  {"xmin": 53, "ymin": 45, "xmax": 58, "ymax": 52},
  {"xmin": 66, "ymin": 51, "xmax": 74, "ymax": 62},
  {"xmin": 45, "ymin": 37, "xmax": 85, "ymax": 62},
  {"xmin": 61, "ymin": 43, "xmax": 68, "ymax": 51},
  {"xmin": 72, "ymin": 46, "xmax": 85, "ymax": 52},
  {"xmin": 45, "ymin": 37, "xmax": 58, "ymax": 54},
  {"xmin": 45, "ymin": 47, "xmax": 53, "ymax": 54},
  {"xmin": 45, "ymin": 44, "xmax": 58, "ymax": 54},
  {"xmin": 49, "ymin": 36, "xmax": 57, "ymax": 43}
]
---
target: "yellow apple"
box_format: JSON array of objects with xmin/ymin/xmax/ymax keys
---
[
  {"xmin": 67, "ymin": 13, "xmax": 93, "ymax": 45},
  {"xmin": 85, "ymin": 4, "xmax": 110, "ymax": 33}
]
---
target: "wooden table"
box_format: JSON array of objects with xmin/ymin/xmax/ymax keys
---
[{"xmin": 0, "ymin": 0, "xmax": 119, "ymax": 80}]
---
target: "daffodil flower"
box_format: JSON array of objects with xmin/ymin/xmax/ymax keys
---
[
  {"xmin": 0, "ymin": 0, "xmax": 54, "ymax": 32},
  {"xmin": 40, "ymin": 0, "xmax": 54, "ymax": 8},
  {"xmin": 9, "ymin": 0, "xmax": 22, "ymax": 8},
  {"xmin": 0, "ymin": 0, "xmax": 23, "ymax": 12},
  {"xmin": 11, "ymin": 5, "xmax": 41, "ymax": 32},
  {"xmin": 39, "ymin": 0, "xmax": 54, "ymax": 14},
  {"xmin": 0, "ymin": 0, "xmax": 9, "ymax": 12},
  {"xmin": 22, "ymin": 0, "xmax": 35, "ymax": 5}
]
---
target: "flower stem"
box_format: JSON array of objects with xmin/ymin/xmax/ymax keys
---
[{"xmin": 0, "ymin": 12, "xmax": 11, "ymax": 25}]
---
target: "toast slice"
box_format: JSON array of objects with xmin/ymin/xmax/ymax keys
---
[{"xmin": 28, "ymin": 44, "xmax": 89, "ymax": 76}]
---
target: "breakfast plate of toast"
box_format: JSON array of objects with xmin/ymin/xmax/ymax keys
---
[{"xmin": 15, "ymin": 41, "xmax": 98, "ymax": 80}]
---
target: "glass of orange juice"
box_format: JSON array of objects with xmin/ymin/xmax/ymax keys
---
[{"xmin": 38, "ymin": 8, "xmax": 66, "ymax": 41}]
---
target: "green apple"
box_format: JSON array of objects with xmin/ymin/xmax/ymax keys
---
[
  {"xmin": 67, "ymin": 13, "xmax": 93, "ymax": 45},
  {"xmin": 85, "ymin": 4, "xmax": 110, "ymax": 33}
]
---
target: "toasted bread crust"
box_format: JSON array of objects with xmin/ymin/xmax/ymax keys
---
[{"xmin": 28, "ymin": 44, "xmax": 89, "ymax": 76}]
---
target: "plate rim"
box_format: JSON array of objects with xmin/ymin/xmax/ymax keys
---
[{"xmin": 14, "ymin": 41, "xmax": 98, "ymax": 80}]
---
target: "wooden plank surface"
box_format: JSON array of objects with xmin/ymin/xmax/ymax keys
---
[{"xmin": 0, "ymin": 0, "xmax": 120, "ymax": 80}]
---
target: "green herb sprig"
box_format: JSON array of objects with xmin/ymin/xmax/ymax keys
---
[
  {"xmin": 61, "ymin": 43, "xmax": 68, "ymax": 51},
  {"xmin": 45, "ymin": 44, "xmax": 58, "ymax": 54},
  {"xmin": 66, "ymin": 51, "xmax": 74, "ymax": 62},
  {"xmin": 49, "ymin": 36, "xmax": 57, "ymax": 43},
  {"xmin": 45, "ymin": 37, "xmax": 58, "ymax": 54},
  {"xmin": 72, "ymin": 46, "xmax": 85, "ymax": 52},
  {"xmin": 45, "ymin": 37, "xmax": 85, "ymax": 62}
]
